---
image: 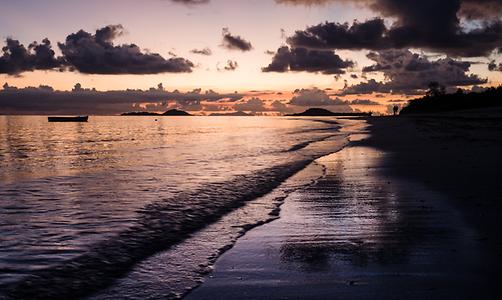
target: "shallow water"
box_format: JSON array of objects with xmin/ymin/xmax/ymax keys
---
[{"xmin": 0, "ymin": 116, "xmax": 359, "ymax": 298}]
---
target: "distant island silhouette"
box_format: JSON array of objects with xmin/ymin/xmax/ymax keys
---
[
  {"xmin": 121, "ymin": 111, "xmax": 160, "ymax": 116},
  {"xmin": 209, "ymin": 111, "xmax": 253, "ymax": 117},
  {"xmin": 121, "ymin": 109, "xmax": 192, "ymax": 116},
  {"xmin": 401, "ymin": 84, "xmax": 502, "ymax": 115},
  {"xmin": 163, "ymin": 109, "xmax": 192, "ymax": 116},
  {"xmin": 287, "ymin": 108, "xmax": 372, "ymax": 117}
]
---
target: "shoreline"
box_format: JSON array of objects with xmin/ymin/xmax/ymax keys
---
[
  {"xmin": 88, "ymin": 119, "xmax": 362, "ymax": 300},
  {"xmin": 81, "ymin": 119, "xmax": 362, "ymax": 299},
  {"xmin": 185, "ymin": 116, "xmax": 501, "ymax": 299}
]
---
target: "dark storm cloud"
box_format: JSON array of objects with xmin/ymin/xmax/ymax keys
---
[
  {"xmin": 341, "ymin": 49, "xmax": 487, "ymax": 95},
  {"xmin": 282, "ymin": 0, "xmax": 502, "ymax": 57},
  {"xmin": 262, "ymin": 46, "xmax": 354, "ymax": 74},
  {"xmin": 276, "ymin": 0, "xmax": 502, "ymax": 20},
  {"xmin": 0, "ymin": 83, "xmax": 244, "ymax": 115},
  {"xmin": 488, "ymin": 60, "xmax": 502, "ymax": 71},
  {"xmin": 0, "ymin": 38, "xmax": 65, "ymax": 75},
  {"xmin": 58, "ymin": 25, "xmax": 194, "ymax": 74},
  {"xmin": 190, "ymin": 47, "xmax": 212, "ymax": 55},
  {"xmin": 221, "ymin": 28, "xmax": 253, "ymax": 52},
  {"xmin": 287, "ymin": 19, "xmax": 388, "ymax": 50},
  {"xmin": 459, "ymin": 0, "xmax": 502, "ymax": 20}
]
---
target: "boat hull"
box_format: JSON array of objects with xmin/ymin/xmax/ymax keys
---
[{"xmin": 48, "ymin": 116, "xmax": 89, "ymax": 122}]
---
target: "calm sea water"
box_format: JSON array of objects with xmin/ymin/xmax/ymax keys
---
[{"xmin": 0, "ymin": 116, "xmax": 359, "ymax": 299}]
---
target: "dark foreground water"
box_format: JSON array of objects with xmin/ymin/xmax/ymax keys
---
[{"xmin": 0, "ymin": 116, "xmax": 361, "ymax": 299}]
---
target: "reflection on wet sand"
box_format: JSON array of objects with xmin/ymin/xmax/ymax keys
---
[
  {"xmin": 279, "ymin": 146, "xmax": 448, "ymax": 270},
  {"xmin": 187, "ymin": 145, "xmax": 492, "ymax": 300}
]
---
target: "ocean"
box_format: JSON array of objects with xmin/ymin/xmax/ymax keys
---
[{"xmin": 0, "ymin": 116, "xmax": 362, "ymax": 299}]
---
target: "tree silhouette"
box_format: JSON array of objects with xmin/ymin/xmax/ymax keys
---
[
  {"xmin": 426, "ymin": 82, "xmax": 446, "ymax": 98},
  {"xmin": 401, "ymin": 85, "xmax": 502, "ymax": 115}
]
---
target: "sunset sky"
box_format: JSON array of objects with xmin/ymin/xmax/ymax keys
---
[{"xmin": 1, "ymin": 0, "xmax": 502, "ymax": 115}]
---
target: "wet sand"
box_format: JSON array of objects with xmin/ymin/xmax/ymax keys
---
[
  {"xmin": 359, "ymin": 115, "xmax": 502, "ymax": 258},
  {"xmin": 186, "ymin": 116, "xmax": 501, "ymax": 300}
]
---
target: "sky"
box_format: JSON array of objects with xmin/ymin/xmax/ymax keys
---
[{"xmin": 1, "ymin": 0, "xmax": 502, "ymax": 115}]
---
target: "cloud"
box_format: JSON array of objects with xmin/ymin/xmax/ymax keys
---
[
  {"xmin": 276, "ymin": 0, "xmax": 502, "ymax": 20},
  {"xmin": 341, "ymin": 79, "xmax": 390, "ymax": 95},
  {"xmin": 1, "ymin": 25, "xmax": 195, "ymax": 75},
  {"xmin": 283, "ymin": 0, "xmax": 502, "ymax": 57},
  {"xmin": 458, "ymin": 0, "xmax": 502, "ymax": 20},
  {"xmin": 289, "ymin": 88, "xmax": 337, "ymax": 106},
  {"xmin": 221, "ymin": 28, "xmax": 253, "ymax": 51},
  {"xmin": 341, "ymin": 49, "xmax": 487, "ymax": 95},
  {"xmin": 349, "ymin": 99, "xmax": 380, "ymax": 105},
  {"xmin": 233, "ymin": 97, "xmax": 268, "ymax": 111},
  {"xmin": 190, "ymin": 47, "xmax": 212, "ymax": 55},
  {"xmin": 0, "ymin": 38, "xmax": 65, "ymax": 75},
  {"xmin": 288, "ymin": 19, "xmax": 388, "ymax": 51},
  {"xmin": 488, "ymin": 60, "xmax": 502, "ymax": 72},
  {"xmin": 221, "ymin": 60, "xmax": 238, "ymax": 71},
  {"xmin": 270, "ymin": 100, "xmax": 295, "ymax": 113},
  {"xmin": 288, "ymin": 88, "xmax": 353, "ymax": 111},
  {"xmin": 58, "ymin": 25, "xmax": 194, "ymax": 74},
  {"xmin": 201, "ymin": 103, "xmax": 233, "ymax": 112},
  {"xmin": 262, "ymin": 46, "xmax": 354, "ymax": 74},
  {"xmin": 223, "ymin": 91, "xmax": 376, "ymax": 114},
  {"xmin": 470, "ymin": 85, "xmax": 489, "ymax": 93},
  {"xmin": 0, "ymin": 83, "xmax": 244, "ymax": 115}
]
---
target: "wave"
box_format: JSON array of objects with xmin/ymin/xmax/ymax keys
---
[
  {"xmin": 2, "ymin": 157, "xmax": 321, "ymax": 299},
  {"xmin": 287, "ymin": 133, "xmax": 346, "ymax": 152},
  {"xmin": 93, "ymin": 161, "xmax": 328, "ymax": 300}
]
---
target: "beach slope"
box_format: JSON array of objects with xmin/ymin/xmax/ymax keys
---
[{"xmin": 186, "ymin": 116, "xmax": 502, "ymax": 300}]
